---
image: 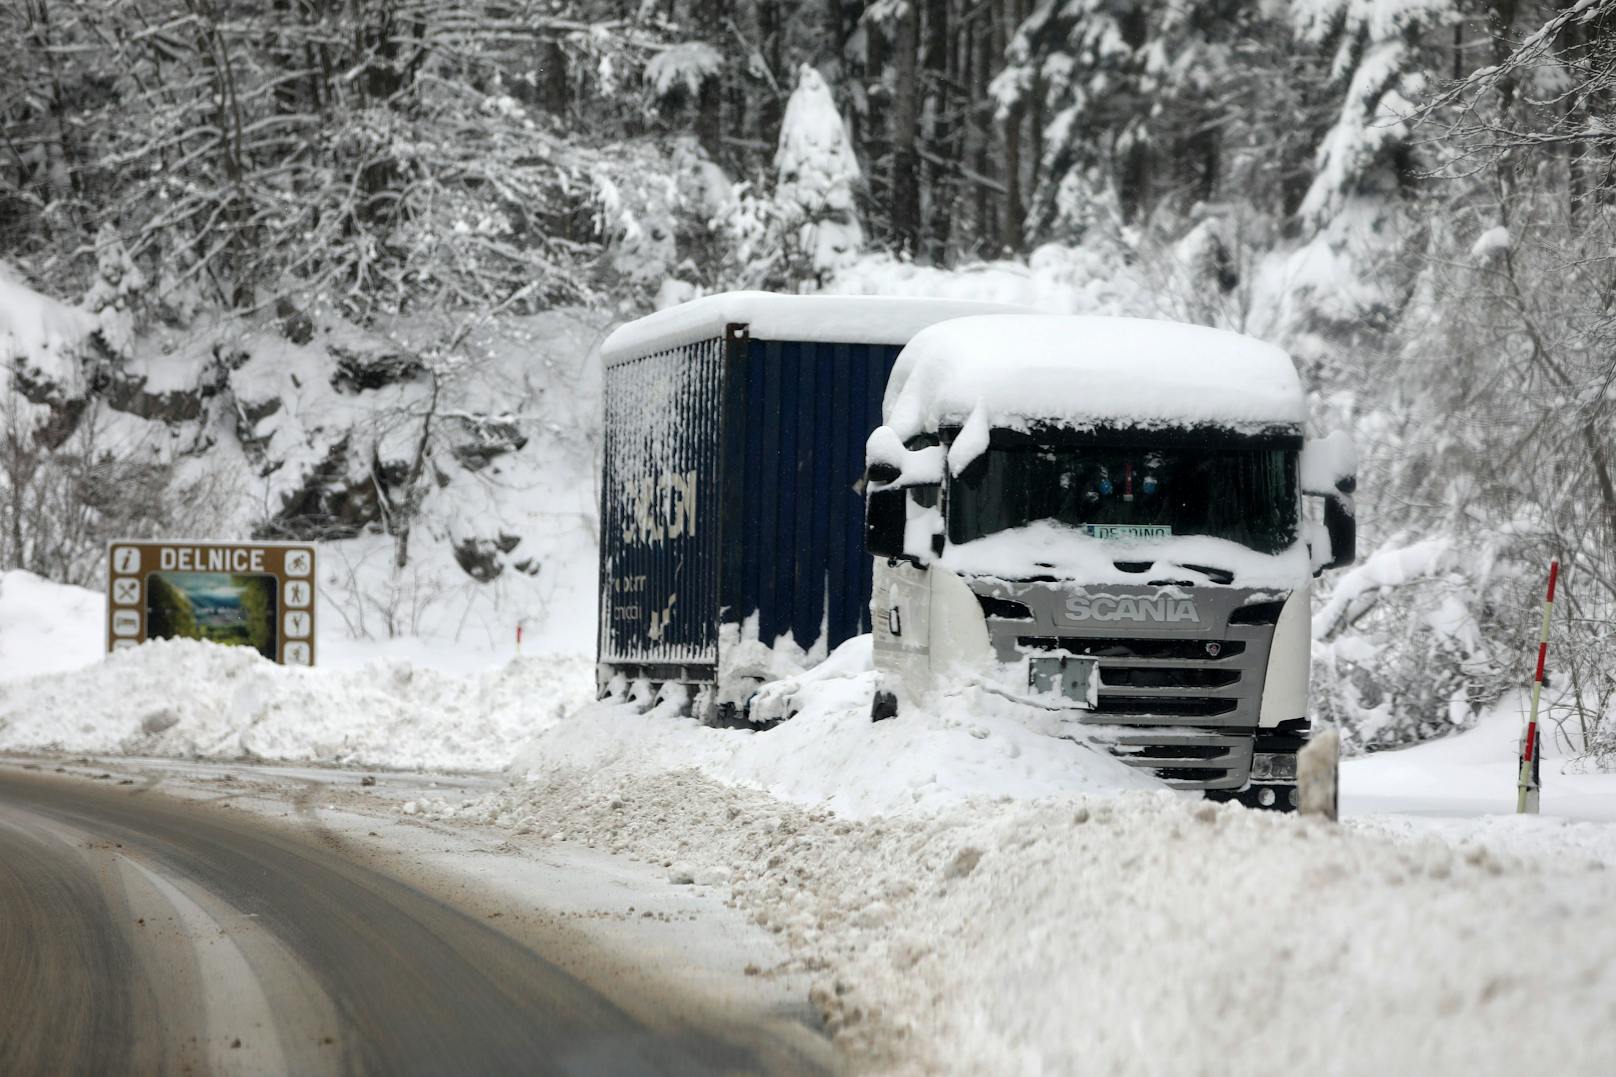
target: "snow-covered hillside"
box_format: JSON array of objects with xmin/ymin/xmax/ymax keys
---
[{"xmin": 2, "ymin": 265, "xmax": 611, "ymax": 652}]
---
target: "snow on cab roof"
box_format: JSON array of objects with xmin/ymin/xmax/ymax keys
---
[
  {"xmin": 884, "ymin": 314, "xmax": 1306, "ymax": 435},
  {"xmin": 600, "ymin": 291, "xmax": 1029, "ymax": 362}
]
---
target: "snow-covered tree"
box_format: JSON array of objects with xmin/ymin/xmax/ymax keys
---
[
  {"xmin": 1291, "ymin": 0, "xmax": 1456, "ymax": 232},
  {"xmin": 774, "ymin": 64, "xmax": 865, "ymax": 282},
  {"xmin": 644, "ymin": 42, "xmax": 724, "ymax": 100},
  {"xmin": 995, "ymin": 0, "xmax": 1244, "ymax": 237},
  {"xmin": 83, "ymin": 225, "xmax": 145, "ymax": 359}
]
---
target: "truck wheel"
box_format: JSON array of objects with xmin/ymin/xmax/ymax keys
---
[{"xmin": 871, "ymin": 689, "xmax": 899, "ymax": 722}]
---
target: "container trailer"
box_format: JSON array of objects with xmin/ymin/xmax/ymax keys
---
[{"xmin": 595, "ymin": 291, "xmax": 1025, "ymax": 719}]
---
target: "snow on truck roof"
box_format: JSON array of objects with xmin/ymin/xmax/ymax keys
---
[
  {"xmin": 599, "ymin": 291, "xmax": 1029, "ymax": 362},
  {"xmin": 884, "ymin": 314, "xmax": 1307, "ymax": 435}
]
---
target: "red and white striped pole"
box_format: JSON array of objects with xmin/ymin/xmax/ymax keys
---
[{"xmin": 1517, "ymin": 560, "xmax": 1559, "ymax": 814}]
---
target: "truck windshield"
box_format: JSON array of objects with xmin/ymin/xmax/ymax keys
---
[{"xmin": 947, "ymin": 444, "xmax": 1298, "ymax": 554}]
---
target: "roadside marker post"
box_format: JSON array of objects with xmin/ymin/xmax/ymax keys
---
[{"xmin": 1516, "ymin": 559, "xmax": 1559, "ymax": 814}]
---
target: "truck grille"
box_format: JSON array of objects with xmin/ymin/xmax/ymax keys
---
[
  {"xmin": 1104, "ymin": 729, "xmax": 1256, "ymax": 789},
  {"xmin": 1091, "ymin": 638, "xmax": 1252, "ymax": 788},
  {"xmin": 1018, "ymin": 636, "xmax": 1246, "ymax": 661},
  {"xmin": 1099, "ymin": 667, "xmax": 1240, "ymax": 689},
  {"xmin": 1016, "ymin": 631, "xmax": 1262, "ymax": 790},
  {"xmin": 981, "ymin": 584, "xmax": 1289, "ymax": 792},
  {"xmin": 1094, "ymin": 696, "xmax": 1239, "ymax": 718}
]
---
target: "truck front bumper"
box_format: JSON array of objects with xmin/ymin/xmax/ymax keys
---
[{"xmin": 1200, "ymin": 720, "xmax": 1311, "ymax": 811}]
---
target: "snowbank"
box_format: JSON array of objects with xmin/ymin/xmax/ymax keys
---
[
  {"xmin": 0, "ymin": 571, "xmax": 105, "ymax": 681},
  {"xmin": 514, "ymin": 639, "xmax": 1158, "ymax": 819},
  {"xmin": 0, "ymin": 636, "xmax": 591, "ymax": 771},
  {"xmin": 417, "ymin": 764, "xmax": 1616, "ymax": 1076},
  {"xmin": 1346, "ymin": 692, "xmax": 1616, "ymax": 831},
  {"xmin": 8, "ymin": 571, "xmax": 1616, "ymax": 1074},
  {"xmin": 0, "ymin": 571, "xmax": 594, "ymax": 771}
]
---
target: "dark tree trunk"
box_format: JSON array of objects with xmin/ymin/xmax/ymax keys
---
[
  {"xmin": 696, "ymin": 0, "xmax": 724, "ymax": 164},
  {"xmin": 922, "ymin": 0, "xmax": 950, "ymax": 261},
  {"xmin": 891, "ymin": 3, "xmax": 922, "ymax": 255},
  {"xmin": 540, "ymin": 37, "xmax": 569, "ymax": 119},
  {"xmin": 1000, "ymin": 0, "xmax": 1024, "ymax": 252},
  {"xmin": 962, "ymin": 7, "xmax": 990, "ymax": 254}
]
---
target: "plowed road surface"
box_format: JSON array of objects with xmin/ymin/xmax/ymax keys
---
[{"xmin": 0, "ymin": 770, "xmax": 827, "ymax": 1075}]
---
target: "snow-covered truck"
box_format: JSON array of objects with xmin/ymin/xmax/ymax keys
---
[
  {"xmin": 864, "ymin": 315, "xmax": 1356, "ymax": 810},
  {"xmin": 596, "ymin": 292, "xmax": 1023, "ymax": 718}
]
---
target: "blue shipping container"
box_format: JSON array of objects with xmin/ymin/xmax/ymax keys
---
[{"xmin": 596, "ymin": 294, "xmax": 1021, "ymax": 715}]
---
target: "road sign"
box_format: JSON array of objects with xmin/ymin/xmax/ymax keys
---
[{"xmin": 105, "ymin": 540, "xmax": 318, "ymax": 666}]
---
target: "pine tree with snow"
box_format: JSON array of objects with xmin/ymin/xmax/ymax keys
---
[
  {"xmin": 995, "ymin": 0, "xmax": 1239, "ymax": 238},
  {"xmin": 1292, "ymin": 0, "xmax": 1454, "ymax": 232},
  {"xmin": 774, "ymin": 64, "xmax": 864, "ymax": 284}
]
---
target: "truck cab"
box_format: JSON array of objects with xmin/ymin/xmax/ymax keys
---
[{"xmin": 864, "ymin": 315, "xmax": 1355, "ymax": 809}]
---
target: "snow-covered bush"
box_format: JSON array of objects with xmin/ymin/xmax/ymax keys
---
[
  {"xmin": 643, "ymin": 42, "xmax": 723, "ymax": 101},
  {"xmin": 1310, "ymin": 537, "xmax": 1516, "ymax": 752},
  {"xmin": 594, "ymin": 137, "xmax": 734, "ymax": 299},
  {"xmin": 82, "ymin": 226, "xmax": 147, "ymax": 359},
  {"xmin": 773, "ymin": 65, "xmax": 865, "ymax": 283}
]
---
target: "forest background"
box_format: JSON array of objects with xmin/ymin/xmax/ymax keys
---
[{"xmin": 2, "ymin": 0, "xmax": 1614, "ymax": 760}]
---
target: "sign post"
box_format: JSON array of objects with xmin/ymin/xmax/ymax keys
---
[
  {"xmin": 1516, "ymin": 559, "xmax": 1558, "ymax": 814},
  {"xmin": 106, "ymin": 540, "xmax": 317, "ymax": 666}
]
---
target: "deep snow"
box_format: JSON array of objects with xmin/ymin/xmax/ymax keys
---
[
  {"xmin": 4, "ymin": 569, "xmax": 1615, "ymax": 1075},
  {"xmin": 882, "ymin": 313, "xmax": 1307, "ymax": 434},
  {"xmin": 599, "ymin": 291, "xmax": 1027, "ymax": 360}
]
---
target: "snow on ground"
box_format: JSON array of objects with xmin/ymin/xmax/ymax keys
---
[
  {"xmin": 0, "ymin": 636, "xmax": 591, "ymax": 771},
  {"xmin": 413, "ymin": 645, "xmax": 1616, "ymax": 1074},
  {"xmin": 0, "ymin": 260, "xmax": 99, "ymax": 382},
  {"xmin": 5, "ymin": 568, "xmax": 1616, "ymax": 1074},
  {"xmin": 0, "ymin": 570, "xmax": 592, "ymax": 771},
  {"xmin": 419, "ymin": 756, "xmax": 1616, "ymax": 1075},
  {"xmin": 513, "ymin": 638, "xmax": 1159, "ymax": 820},
  {"xmin": 0, "ymin": 570, "xmax": 104, "ymax": 681},
  {"xmin": 1344, "ymin": 692, "xmax": 1616, "ymax": 865}
]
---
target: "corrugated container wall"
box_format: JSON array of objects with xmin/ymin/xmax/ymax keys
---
[
  {"xmin": 598, "ymin": 327, "xmax": 902, "ymax": 703},
  {"xmin": 598, "ymin": 338, "xmax": 724, "ymax": 674},
  {"xmin": 721, "ymin": 333, "xmax": 899, "ymax": 654}
]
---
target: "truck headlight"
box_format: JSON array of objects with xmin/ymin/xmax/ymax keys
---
[{"xmin": 1250, "ymin": 752, "xmax": 1297, "ymax": 781}]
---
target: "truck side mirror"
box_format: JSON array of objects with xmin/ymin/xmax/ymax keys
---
[
  {"xmin": 1302, "ymin": 433, "xmax": 1356, "ymax": 574},
  {"xmin": 1320, "ymin": 486, "xmax": 1355, "ymax": 571},
  {"xmin": 865, "ymin": 424, "xmax": 943, "ymax": 562},
  {"xmin": 866, "ymin": 486, "xmax": 908, "ymax": 559}
]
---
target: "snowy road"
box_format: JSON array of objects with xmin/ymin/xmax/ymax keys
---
[{"xmin": 0, "ymin": 766, "xmax": 833, "ymax": 1076}]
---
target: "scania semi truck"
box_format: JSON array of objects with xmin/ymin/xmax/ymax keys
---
[{"xmin": 863, "ymin": 314, "xmax": 1355, "ymax": 810}]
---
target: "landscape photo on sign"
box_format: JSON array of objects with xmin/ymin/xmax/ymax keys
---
[{"xmin": 145, "ymin": 572, "xmax": 279, "ymax": 660}]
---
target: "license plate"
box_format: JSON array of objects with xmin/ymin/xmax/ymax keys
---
[
  {"xmin": 1028, "ymin": 656, "xmax": 1098, "ymax": 708},
  {"xmin": 1083, "ymin": 524, "xmax": 1171, "ymax": 540}
]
